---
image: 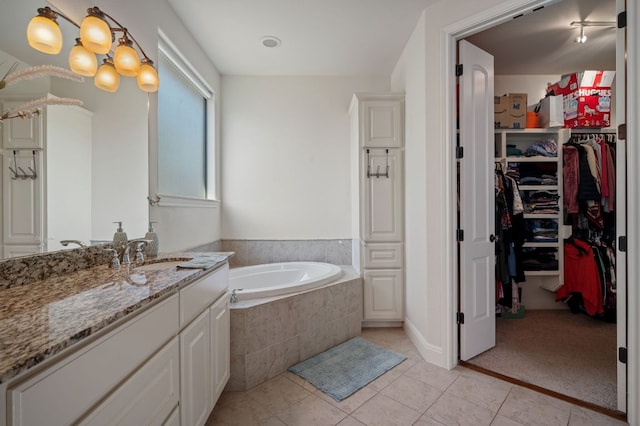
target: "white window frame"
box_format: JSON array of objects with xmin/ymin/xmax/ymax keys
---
[{"xmin": 153, "ymin": 30, "xmax": 218, "ymax": 208}]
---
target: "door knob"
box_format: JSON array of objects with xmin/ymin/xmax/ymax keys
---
[{"xmin": 489, "ymin": 234, "xmax": 498, "ymax": 242}]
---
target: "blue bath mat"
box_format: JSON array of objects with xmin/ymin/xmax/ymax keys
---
[{"xmin": 288, "ymin": 337, "xmax": 407, "ymax": 401}]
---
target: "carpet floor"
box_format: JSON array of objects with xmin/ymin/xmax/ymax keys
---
[{"xmin": 468, "ymin": 309, "xmax": 617, "ymax": 410}]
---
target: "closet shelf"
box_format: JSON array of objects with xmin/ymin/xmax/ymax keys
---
[
  {"xmin": 523, "ymin": 213, "xmax": 560, "ymax": 219},
  {"xmin": 525, "ymin": 270, "xmax": 560, "ymax": 276},
  {"xmin": 523, "ymin": 242, "xmax": 559, "ymax": 248},
  {"xmin": 505, "ymin": 156, "xmax": 558, "ymax": 163},
  {"xmin": 519, "ymin": 185, "xmax": 558, "ymax": 191}
]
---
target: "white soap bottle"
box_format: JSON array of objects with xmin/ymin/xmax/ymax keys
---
[{"xmin": 144, "ymin": 221, "xmax": 159, "ymax": 257}]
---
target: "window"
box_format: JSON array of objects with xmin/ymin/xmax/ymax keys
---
[{"xmin": 157, "ymin": 33, "xmax": 215, "ymax": 203}]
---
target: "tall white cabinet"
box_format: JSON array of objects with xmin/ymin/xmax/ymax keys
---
[
  {"xmin": 0, "ymin": 96, "xmax": 92, "ymax": 257},
  {"xmin": 350, "ymin": 93, "xmax": 405, "ymax": 324}
]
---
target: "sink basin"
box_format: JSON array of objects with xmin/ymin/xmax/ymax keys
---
[{"xmin": 132, "ymin": 258, "xmax": 193, "ymax": 271}]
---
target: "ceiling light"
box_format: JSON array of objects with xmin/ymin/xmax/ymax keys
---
[
  {"xmin": 261, "ymin": 36, "xmax": 281, "ymax": 48},
  {"xmin": 575, "ymin": 26, "xmax": 587, "ymax": 43},
  {"xmin": 570, "ymin": 20, "xmax": 616, "ymax": 44},
  {"xmin": 27, "ymin": 5, "xmax": 159, "ymax": 93}
]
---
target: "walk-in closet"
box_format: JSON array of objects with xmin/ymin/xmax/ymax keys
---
[{"xmin": 456, "ymin": 0, "xmax": 625, "ymax": 415}]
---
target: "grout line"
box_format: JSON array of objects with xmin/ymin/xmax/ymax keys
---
[{"xmin": 458, "ymin": 361, "xmax": 627, "ymax": 422}]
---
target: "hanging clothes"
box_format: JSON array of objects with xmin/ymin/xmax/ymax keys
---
[{"xmin": 558, "ymin": 237, "xmax": 604, "ymax": 316}]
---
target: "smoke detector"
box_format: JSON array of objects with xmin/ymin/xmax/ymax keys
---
[{"xmin": 261, "ymin": 36, "xmax": 281, "ymax": 48}]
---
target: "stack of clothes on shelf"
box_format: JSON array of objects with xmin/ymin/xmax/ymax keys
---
[
  {"xmin": 522, "ymin": 190, "xmax": 560, "ymax": 214},
  {"xmin": 524, "ymin": 219, "xmax": 558, "ymax": 243},
  {"xmin": 520, "ymin": 247, "xmax": 559, "ymax": 271}
]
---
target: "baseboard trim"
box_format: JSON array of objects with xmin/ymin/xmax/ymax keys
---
[{"xmin": 459, "ymin": 361, "xmax": 627, "ymax": 422}]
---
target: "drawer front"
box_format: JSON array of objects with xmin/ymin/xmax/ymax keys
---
[
  {"xmin": 180, "ymin": 264, "xmax": 229, "ymax": 328},
  {"xmin": 9, "ymin": 294, "xmax": 179, "ymax": 426},
  {"xmin": 363, "ymin": 243, "xmax": 403, "ymax": 268},
  {"xmin": 80, "ymin": 337, "xmax": 180, "ymax": 425}
]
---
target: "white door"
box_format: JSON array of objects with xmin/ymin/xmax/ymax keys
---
[
  {"xmin": 458, "ymin": 40, "xmax": 496, "ymax": 360},
  {"xmin": 615, "ymin": 0, "xmax": 627, "ymax": 412}
]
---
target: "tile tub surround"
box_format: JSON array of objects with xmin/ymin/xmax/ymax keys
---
[
  {"xmin": 221, "ymin": 239, "xmax": 352, "ymax": 267},
  {"xmin": 226, "ymin": 268, "xmax": 363, "ymax": 391},
  {"xmin": 0, "ymin": 252, "xmax": 233, "ymax": 384}
]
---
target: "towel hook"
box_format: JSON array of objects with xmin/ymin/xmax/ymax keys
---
[{"xmin": 366, "ymin": 148, "xmax": 390, "ymax": 179}]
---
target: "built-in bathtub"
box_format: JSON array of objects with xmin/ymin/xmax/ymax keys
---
[
  {"xmin": 226, "ymin": 262, "xmax": 362, "ymax": 391},
  {"xmin": 229, "ymin": 261, "xmax": 343, "ymax": 303}
]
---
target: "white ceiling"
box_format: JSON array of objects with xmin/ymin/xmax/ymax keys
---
[
  {"xmin": 466, "ymin": 0, "xmax": 616, "ymax": 75},
  {"xmin": 166, "ymin": 0, "xmax": 439, "ymax": 76},
  {"xmin": 1, "ymin": 0, "xmax": 617, "ymax": 79},
  {"xmin": 167, "ymin": 0, "xmax": 616, "ymax": 77}
]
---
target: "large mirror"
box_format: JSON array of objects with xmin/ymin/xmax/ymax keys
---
[{"xmin": 0, "ymin": 0, "xmax": 149, "ymax": 259}]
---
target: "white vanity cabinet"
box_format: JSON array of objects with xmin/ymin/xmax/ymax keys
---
[
  {"xmin": 179, "ymin": 266, "xmax": 230, "ymax": 426},
  {"xmin": 7, "ymin": 294, "xmax": 180, "ymax": 426},
  {"xmin": 2, "ymin": 263, "xmax": 230, "ymax": 426},
  {"xmin": 350, "ymin": 93, "xmax": 405, "ymax": 324}
]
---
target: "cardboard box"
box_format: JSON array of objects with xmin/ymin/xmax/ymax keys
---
[
  {"xmin": 547, "ymin": 71, "xmax": 615, "ymax": 128},
  {"xmin": 537, "ymin": 95, "xmax": 564, "ymax": 128},
  {"xmin": 494, "ymin": 93, "xmax": 527, "ymax": 129}
]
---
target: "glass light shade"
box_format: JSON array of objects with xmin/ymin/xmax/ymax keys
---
[
  {"xmin": 80, "ymin": 15, "xmax": 112, "ymax": 54},
  {"xmin": 114, "ymin": 43, "xmax": 140, "ymax": 76},
  {"xmin": 137, "ymin": 61, "xmax": 159, "ymax": 92},
  {"xmin": 27, "ymin": 15, "xmax": 62, "ymax": 54},
  {"xmin": 69, "ymin": 41, "xmax": 98, "ymax": 77},
  {"xmin": 95, "ymin": 60, "xmax": 120, "ymax": 92}
]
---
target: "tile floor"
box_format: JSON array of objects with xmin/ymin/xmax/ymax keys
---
[{"xmin": 207, "ymin": 328, "xmax": 627, "ymax": 426}]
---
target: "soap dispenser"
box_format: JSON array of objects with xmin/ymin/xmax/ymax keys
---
[
  {"xmin": 112, "ymin": 222, "xmax": 128, "ymax": 245},
  {"xmin": 144, "ymin": 221, "xmax": 159, "ymax": 257}
]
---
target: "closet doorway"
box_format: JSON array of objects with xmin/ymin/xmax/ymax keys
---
[{"xmin": 455, "ymin": 0, "xmax": 626, "ymax": 416}]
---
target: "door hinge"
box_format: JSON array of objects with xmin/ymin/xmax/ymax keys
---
[
  {"xmin": 456, "ymin": 146, "xmax": 464, "ymax": 159},
  {"xmin": 618, "ymin": 123, "xmax": 627, "ymax": 140},
  {"xmin": 619, "ymin": 236, "xmax": 627, "ymax": 252},
  {"xmin": 456, "ymin": 312, "xmax": 465, "ymax": 325},
  {"xmin": 456, "ymin": 229, "xmax": 464, "ymax": 242},
  {"xmin": 619, "ymin": 347, "xmax": 627, "ymax": 364},
  {"xmin": 455, "ymin": 64, "xmax": 463, "ymax": 77},
  {"xmin": 618, "ymin": 11, "xmax": 627, "ymax": 29}
]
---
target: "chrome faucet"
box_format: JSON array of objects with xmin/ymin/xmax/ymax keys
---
[
  {"xmin": 121, "ymin": 239, "xmax": 152, "ymax": 265},
  {"xmin": 60, "ymin": 240, "xmax": 87, "ymax": 248},
  {"xmin": 103, "ymin": 248, "xmax": 120, "ymax": 269}
]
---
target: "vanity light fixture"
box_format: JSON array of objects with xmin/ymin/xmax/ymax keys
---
[
  {"xmin": 27, "ymin": 6, "xmax": 159, "ymax": 93},
  {"xmin": 570, "ymin": 20, "xmax": 616, "ymax": 44}
]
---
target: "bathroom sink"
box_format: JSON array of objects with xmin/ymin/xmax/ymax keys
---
[{"xmin": 133, "ymin": 258, "xmax": 193, "ymax": 271}]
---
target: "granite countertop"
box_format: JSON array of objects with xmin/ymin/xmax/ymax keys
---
[{"xmin": 0, "ymin": 252, "xmax": 233, "ymax": 385}]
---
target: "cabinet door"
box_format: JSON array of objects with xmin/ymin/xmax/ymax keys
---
[
  {"xmin": 360, "ymin": 100, "xmax": 403, "ymax": 148},
  {"xmin": 3, "ymin": 151, "xmax": 43, "ymax": 246},
  {"xmin": 363, "ymin": 269, "xmax": 404, "ymax": 321},
  {"xmin": 210, "ymin": 294, "xmax": 230, "ymax": 404},
  {"xmin": 362, "ymin": 148, "xmax": 403, "ymax": 242},
  {"xmin": 1, "ymin": 101, "xmax": 43, "ymax": 149},
  {"xmin": 180, "ymin": 309, "xmax": 211, "ymax": 426}
]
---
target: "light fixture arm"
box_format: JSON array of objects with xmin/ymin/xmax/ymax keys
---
[
  {"xmin": 38, "ymin": 6, "xmax": 80, "ymax": 29},
  {"xmin": 92, "ymin": 7, "xmax": 151, "ymax": 60}
]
